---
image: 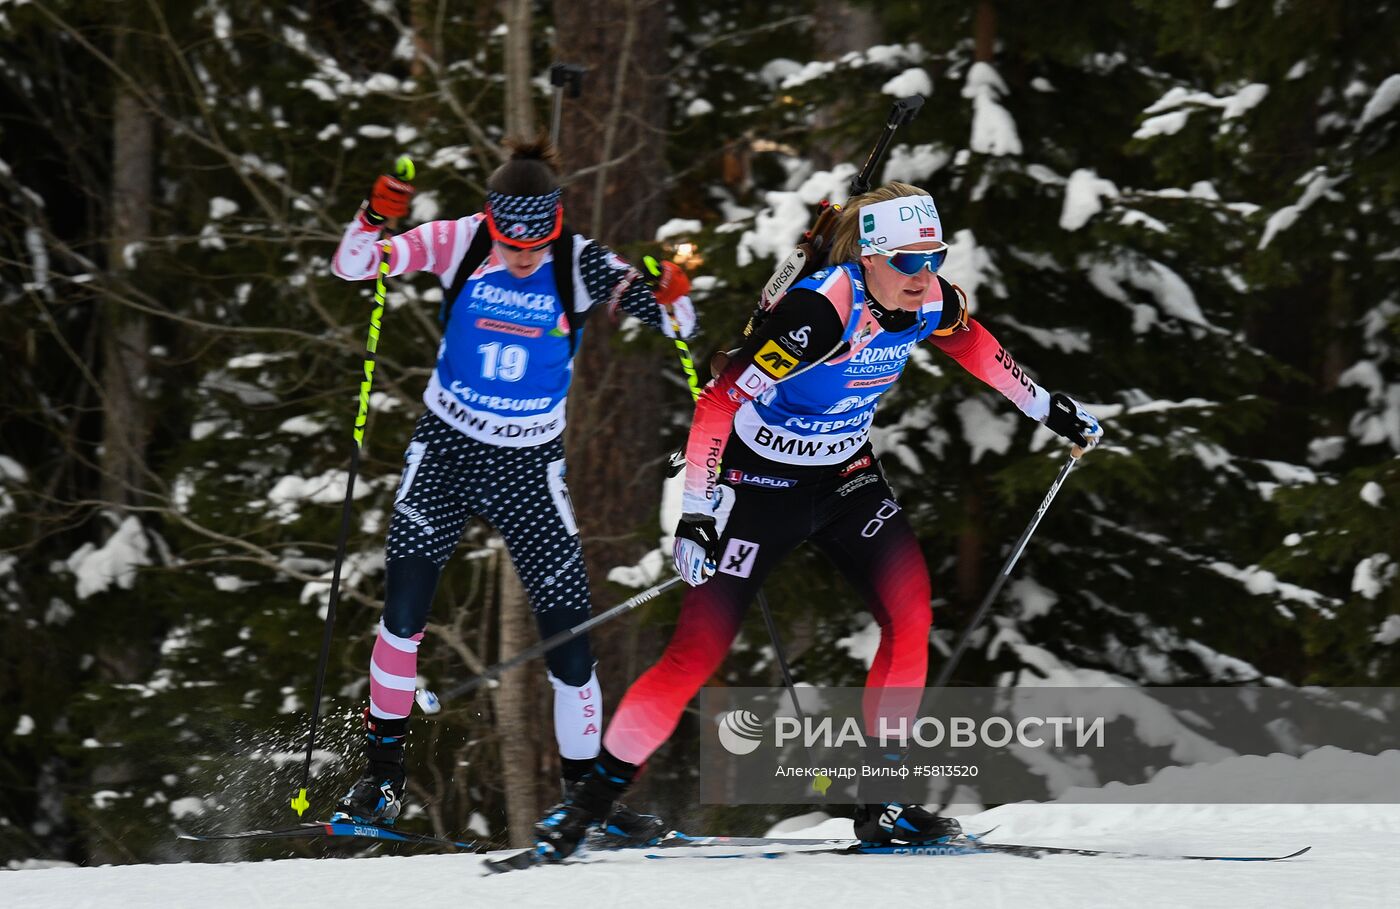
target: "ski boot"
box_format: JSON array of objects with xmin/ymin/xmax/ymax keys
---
[
  {"xmin": 596, "ymin": 800, "xmax": 668, "ymax": 847},
  {"xmin": 854, "ymin": 803, "xmax": 962, "ymax": 845},
  {"xmin": 329, "ymin": 713, "xmax": 408, "ymax": 826},
  {"xmin": 535, "ymin": 753, "xmax": 637, "ymax": 859}
]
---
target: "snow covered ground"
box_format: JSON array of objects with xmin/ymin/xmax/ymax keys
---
[{"xmin": 7, "ymin": 800, "xmax": 1398, "ymax": 908}]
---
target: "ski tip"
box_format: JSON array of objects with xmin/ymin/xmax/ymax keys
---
[
  {"xmin": 959, "ymin": 826, "xmax": 999, "ymax": 842},
  {"xmin": 483, "ymin": 845, "xmax": 555, "ymax": 874}
]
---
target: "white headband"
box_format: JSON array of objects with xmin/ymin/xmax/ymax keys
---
[{"xmin": 858, "ymin": 194, "xmax": 944, "ymax": 251}]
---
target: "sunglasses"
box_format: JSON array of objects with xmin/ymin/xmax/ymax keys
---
[
  {"xmin": 495, "ymin": 238, "xmax": 551, "ymax": 253},
  {"xmin": 869, "ymin": 245, "xmax": 948, "ymax": 276}
]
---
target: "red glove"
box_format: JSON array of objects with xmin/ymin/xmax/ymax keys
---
[
  {"xmin": 366, "ymin": 173, "xmax": 414, "ymax": 223},
  {"xmin": 642, "ymin": 255, "xmax": 691, "ymax": 307}
]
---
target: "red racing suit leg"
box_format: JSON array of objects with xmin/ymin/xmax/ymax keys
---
[{"xmin": 603, "ymin": 447, "xmax": 934, "ymax": 765}]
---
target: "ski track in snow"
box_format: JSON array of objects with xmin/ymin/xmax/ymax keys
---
[{"xmin": 8, "ymin": 803, "xmax": 1400, "ymax": 908}]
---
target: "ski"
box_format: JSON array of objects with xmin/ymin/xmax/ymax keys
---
[
  {"xmin": 641, "ymin": 841, "xmax": 1313, "ymax": 863},
  {"xmin": 178, "ymin": 821, "xmax": 479, "ymax": 850},
  {"xmin": 483, "ymin": 846, "xmax": 591, "ymax": 874},
  {"xmin": 486, "ymin": 833, "xmax": 856, "ymax": 873},
  {"xmin": 484, "ymin": 827, "xmax": 1002, "ymax": 873},
  {"xmin": 643, "ymin": 825, "xmax": 997, "ymax": 850},
  {"xmin": 649, "ymin": 833, "xmax": 856, "ymax": 848}
]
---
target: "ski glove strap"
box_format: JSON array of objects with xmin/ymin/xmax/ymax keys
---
[{"xmin": 1044, "ymin": 392, "xmax": 1103, "ymax": 450}]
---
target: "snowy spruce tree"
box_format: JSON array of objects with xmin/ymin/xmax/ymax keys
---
[{"xmin": 0, "ymin": 1, "xmax": 541, "ymax": 862}]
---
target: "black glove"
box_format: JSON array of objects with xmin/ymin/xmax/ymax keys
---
[
  {"xmin": 672, "ymin": 514, "xmax": 722, "ymax": 586},
  {"xmin": 1044, "ymin": 392, "xmax": 1103, "ymax": 449}
]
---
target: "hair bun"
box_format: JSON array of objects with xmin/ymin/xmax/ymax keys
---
[{"xmin": 504, "ymin": 135, "xmax": 562, "ymax": 170}]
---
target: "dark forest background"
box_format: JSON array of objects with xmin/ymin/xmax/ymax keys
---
[{"xmin": 1, "ymin": 0, "xmax": 1396, "ymax": 865}]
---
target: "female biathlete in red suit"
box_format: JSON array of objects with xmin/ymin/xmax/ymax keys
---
[{"xmin": 530, "ymin": 182, "xmax": 1103, "ymax": 858}]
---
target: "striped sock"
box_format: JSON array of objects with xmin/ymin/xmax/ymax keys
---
[{"xmin": 368, "ymin": 620, "xmax": 423, "ymax": 720}]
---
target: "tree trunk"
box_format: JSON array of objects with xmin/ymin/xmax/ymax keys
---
[
  {"xmin": 974, "ymin": 0, "xmax": 997, "ymax": 63},
  {"xmin": 87, "ymin": 27, "xmax": 158, "ymax": 866},
  {"xmin": 551, "ymin": 0, "xmax": 670, "ymax": 725},
  {"xmin": 955, "ymin": 483, "xmax": 984, "ymax": 614},
  {"xmin": 502, "ymin": 0, "xmax": 536, "ymax": 138},
  {"xmin": 491, "ymin": 538, "xmax": 541, "ymax": 847},
  {"xmin": 949, "ymin": 2, "xmax": 999, "ymax": 675},
  {"xmin": 101, "ymin": 89, "xmax": 153, "ymax": 509},
  {"xmin": 808, "ymin": 0, "xmax": 882, "ymax": 171},
  {"xmin": 408, "ymin": 0, "xmax": 438, "ymax": 84}
]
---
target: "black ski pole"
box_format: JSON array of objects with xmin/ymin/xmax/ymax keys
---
[
  {"xmin": 431, "ymin": 575, "xmax": 683, "ymax": 703},
  {"xmin": 755, "ymin": 590, "xmax": 810, "ymax": 726},
  {"xmin": 754, "ymin": 590, "xmax": 843, "ymax": 799},
  {"xmin": 291, "ymin": 156, "xmax": 414, "ymax": 818},
  {"xmin": 932, "ymin": 449, "xmax": 1084, "ymax": 690}
]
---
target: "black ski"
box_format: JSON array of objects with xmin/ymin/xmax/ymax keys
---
[
  {"xmin": 483, "ymin": 846, "xmax": 588, "ymax": 873},
  {"xmin": 178, "ymin": 820, "xmax": 479, "ymax": 850}
]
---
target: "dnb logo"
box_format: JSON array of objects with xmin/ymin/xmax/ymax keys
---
[{"xmin": 716, "ymin": 709, "xmax": 766, "ymax": 756}]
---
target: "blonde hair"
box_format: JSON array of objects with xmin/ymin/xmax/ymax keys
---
[{"xmin": 829, "ymin": 181, "xmax": 930, "ymax": 263}]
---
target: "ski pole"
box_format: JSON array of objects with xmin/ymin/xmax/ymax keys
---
[
  {"xmin": 643, "ymin": 254, "xmax": 702, "ymax": 403},
  {"xmin": 291, "ymin": 156, "xmax": 414, "ymax": 818},
  {"xmin": 755, "ymin": 590, "xmax": 809, "ymax": 722},
  {"xmin": 429, "ymin": 575, "xmax": 684, "ymax": 703},
  {"xmin": 549, "ymin": 63, "xmax": 586, "ymax": 145},
  {"xmin": 671, "ymin": 332, "xmax": 702, "ymax": 403},
  {"xmin": 755, "ymin": 590, "xmax": 837, "ymax": 797},
  {"xmin": 931, "ymin": 447, "xmax": 1084, "ymax": 690}
]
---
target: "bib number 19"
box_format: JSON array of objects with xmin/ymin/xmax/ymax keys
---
[{"xmin": 478, "ymin": 342, "xmax": 528, "ymax": 382}]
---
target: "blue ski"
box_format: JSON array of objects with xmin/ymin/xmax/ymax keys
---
[{"xmin": 178, "ymin": 821, "xmax": 479, "ymax": 850}]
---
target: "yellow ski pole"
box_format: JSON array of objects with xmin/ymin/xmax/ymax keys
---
[
  {"xmin": 642, "ymin": 254, "xmax": 701, "ymax": 403},
  {"xmin": 292, "ymin": 156, "xmax": 412, "ymax": 818}
]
